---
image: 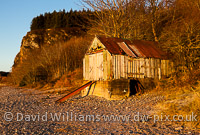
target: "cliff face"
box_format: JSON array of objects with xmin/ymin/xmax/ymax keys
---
[{"xmin": 13, "ymin": 28, "xmax": 84, "ymax": 67}]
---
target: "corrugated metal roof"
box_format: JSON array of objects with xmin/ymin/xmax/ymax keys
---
[
  {"xmin": 130, "ymin": 40, "xmax": 167, "ymax": 59},
  {"xmin": 117, "ymin": 42, "xmax": 137, "ymax": 57},
  {"xmin": 128, "ymin": 44, "xmax": 144, "ymax": 57},
  {"xmin": 97, "ymin": 36, "xmax": 167, "ymax": 59},
  {"xmin": 97, "ymin": 36, "xmax": 126, "ymax": 55}
]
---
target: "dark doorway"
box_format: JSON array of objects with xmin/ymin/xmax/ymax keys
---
[{"xmin": 129, "ymin": 79, "xmax": 144, "ymax": 96}]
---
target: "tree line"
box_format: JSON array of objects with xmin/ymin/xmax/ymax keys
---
[{"xmin": 30, "ymin": 9, "xmax": 95, "ymax": 31}]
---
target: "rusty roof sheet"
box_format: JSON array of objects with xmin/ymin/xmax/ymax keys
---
[
  {"xmin": 128, "ymin": 44, "xmax": 144, "ymax": 57},
  {"xmin": 97, "ymin": 36, "xmax": 167, "ymax": 59},
  {"xmin": 117, "ymin": 42, "xmax": 137, "ymax": 57},
  {"xmin": 129, "ymin": 40, "xmax": 167, "ymax": 59},
  {"xmin": 97, "ymin": 36, "xmax": 126, "ymax": 55}
]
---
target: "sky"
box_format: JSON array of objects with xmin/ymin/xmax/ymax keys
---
[{"xmin": 0, "ymin": 0, "xmax": 82, "ymax": 72}]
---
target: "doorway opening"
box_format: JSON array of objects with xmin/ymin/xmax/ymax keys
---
[{"xmin": 129, "ymin": 79, "xmax": 144, "ymax": 96}]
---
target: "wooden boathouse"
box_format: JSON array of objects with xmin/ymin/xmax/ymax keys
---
[{"xmin": 82, "ymin": 36, "xmax": 173, "ymax": 100}]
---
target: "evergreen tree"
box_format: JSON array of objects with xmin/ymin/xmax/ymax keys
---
[{"xmin": 30, "ymin": 9, "xmax": 94, "ymax": 31}]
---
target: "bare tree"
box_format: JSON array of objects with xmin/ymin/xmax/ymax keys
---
[
  {"xmin": 81, "ymin": 0, "xmax": 175, "ymax": 41},
  {"xmin": 160, "ymin": 0, "xmax": 200, "ymax": 72},
  {"xmin": 81, "ymin": 0, "xmax": 139, "ymax": 38}
]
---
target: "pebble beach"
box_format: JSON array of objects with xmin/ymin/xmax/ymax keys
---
[{"xmin": 0, "ymin": 86, "xmax": 199, "ymax": 134}]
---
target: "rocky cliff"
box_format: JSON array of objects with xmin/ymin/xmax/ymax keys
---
[{"xmin": 13, "ymin": 28, "xmax": 84, "ymax": 67}]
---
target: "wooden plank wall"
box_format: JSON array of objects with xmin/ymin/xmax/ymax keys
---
[
  {"xmin": 83, "ymin": 55, "xmax": 90, "ymax": 80},
  {"xmin": 83, "ymin": 57, "xmax": 85, "ymax": 79},
  {"xmin": 107, "ymin": 51, "xmax": 112, "ymax": 80},
  {"xmin": 84, "ymin": 53, "xmax": 173, "ymax": 80},
  {"xmin": 111, "ymin": 55, "xmax": 172, "ymax": 79},
  {"xmin": 97, "ymin": 53, "xmax": 103, "ymax": 80},
  {"xmin": 89, "ymin": 54, "xmax": 94, "ymax": 80},
  {"xmin": 84, "ymin": 52, "xmax": 104, "ymax": 80},
  {"xmin": 161, "ymin": 60, "xmax": 173, "ymax": 77},
  {"xmin": 103, "ymin": 50, "xmax": 107, "ymax": 80},
  {"xmin": 112, "ymin": 55, "xmax": 124, "ymax": 79},
  {"xmin": 112, "ymin": 55, "xmax": 129, "ymax": 79}
]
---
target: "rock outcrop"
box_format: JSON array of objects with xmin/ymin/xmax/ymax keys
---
[{"xmin": 13, "ymin": 28, "xmax": 84, "ymax": 67}]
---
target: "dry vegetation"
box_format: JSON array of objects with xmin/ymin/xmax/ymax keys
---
[
  {"xmin": 9, "ymin": 36, "xmax": 92, "ymax": 87},
  {"xmin": 156, "ymin": 85, "xmax": 200, "ymax": 129},
  {"xmin": 152, "ymin": 67, "xmax": 200, "ymax": 129}
]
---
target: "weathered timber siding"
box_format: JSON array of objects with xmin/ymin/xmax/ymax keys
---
[
  {"xmin": 111, "ymin": 56, "xmax": 172, "ymax": 80},
  {"xmin": 112, "ymin": 55, "xmax": 126, "ymax": 79},
  {"xmin": 84, "ymin": 53, "xmax": 173, "ymax": 81},
  {"xmin": 83, "ymin": 55, "xmax": 89, "ymax": 80},
  {"xmin": 88, "ymin": 52, "xmax": 103, "ymax": 80},
  {"xmin": 103, "ymin": 50, "xmax": 112, "ymax": 80},
  {"xmin": 103, "ymin": 50, "xmax": 107, "ymax": 80},
  {"xmin": 106, "ymin": 50, "xmax": 112, "ymax": 80},
  {"xmin": 83, "ymin": 57, "xmax": 85, "ymax": 79},
  {"xmin": 161, "ymin": 59, "xmax": 173, "ymax": 77}
]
